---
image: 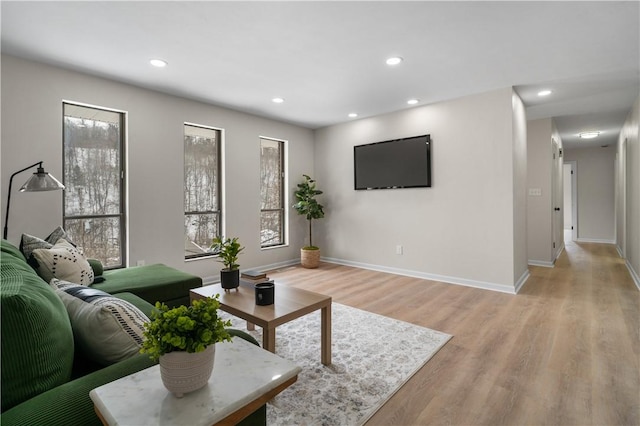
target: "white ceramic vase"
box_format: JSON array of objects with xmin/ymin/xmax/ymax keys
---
[{"xmin": 159, "ymin": 344, "xmax": 215, "ymax": 398}]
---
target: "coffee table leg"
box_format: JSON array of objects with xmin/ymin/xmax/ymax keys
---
[
  {"xmin": 263, "ymin": 327, "xmax": 276, "ymax": 353},
  {"xmin": 321, "ymin": 303, "xmax": 332, "ymax": 365},
  {"xmin": 246, "ymin": 321, "xmax": 255, "ymax": 331}
]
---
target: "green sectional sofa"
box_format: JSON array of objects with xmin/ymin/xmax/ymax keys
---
[
  {"xmin": 0, "ymin": 239, "xmax": 265, "ymax": 426},
  {"xmin": 92, "ymin": 262, "xmax": 202, "ymax": 309}
]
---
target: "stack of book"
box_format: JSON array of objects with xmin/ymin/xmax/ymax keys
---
[{"xmin": 241, "ymin": 270, "xmax": 269, "ymax": 283}]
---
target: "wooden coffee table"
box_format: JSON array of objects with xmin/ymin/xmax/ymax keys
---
[{"xmin": 191, "ymin": 280, "xmax": 332, "ymax": 365}]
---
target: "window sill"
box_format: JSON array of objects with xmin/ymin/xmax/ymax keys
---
[
  {"xmin": 185, "ymin": 253, "xmax": 218, "ymax": 263},
  {"xmin": 260, "ymin": 243, "xmax": 289, "ymax": 251}
]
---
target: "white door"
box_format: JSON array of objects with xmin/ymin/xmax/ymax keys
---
[{"xmin": 551, "ymin": 140, "xmax": 564, "ymax": 258}]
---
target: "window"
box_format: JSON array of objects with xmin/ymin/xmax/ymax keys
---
[
  {"xmin": 260, "ymin": 137, "xmax": 286, "ymax": 247},
  {"xmin": 63, "ymin": 103, "xmax": 126, "ymax": 268},
  {"xmin": 184, "ymin": 123, "xmax": 222, "ymax": 259}
]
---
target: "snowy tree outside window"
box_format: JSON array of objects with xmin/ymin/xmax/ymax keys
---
[
  {"xmin": 260, "ymin": 138, "xmax": 286, "ymax": 247},
  {"xmin": 184, "ymin": 124, "xmax": 221, "ymax": 258},
  {"xmin": 63, "ymin": 103, "xmax": 125, "ymax": 268}
]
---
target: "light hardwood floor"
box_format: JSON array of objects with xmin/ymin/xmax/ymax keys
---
[{"xmin": 267, "ymin": 239, "xmax": 639, "ymax": 425}]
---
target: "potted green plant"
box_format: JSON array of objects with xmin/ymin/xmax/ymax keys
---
[
  {"xmin": 211, "ymin": 236, "xmax": 244, "ymax": 289},
  {"xmin": 140, "ymin": 296, "xmax": 232, "ymax": 397},
  {"xmin": 293, "ymin": 174, "xmax": 325, "ymax": 268}
]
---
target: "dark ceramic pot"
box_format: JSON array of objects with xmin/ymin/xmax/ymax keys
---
[{"xmin": 220, "ymin": 268, "xmax": 240, "ymax": 289}]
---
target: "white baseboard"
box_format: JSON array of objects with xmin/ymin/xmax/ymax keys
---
[
  {"xmin": 576, "ymin": 238, "xmax": 616, "ymax": 244},
  {"xmin": 321, "ymin": 256, "xmax": 519, "ymax": 294},
  {"xmin": 626, "ymin": 260, "xmax": 640, "ymax": 291},
  {"xmin": 616, "ymin": 245, "xmax": 624, "ymax": 258},
  {"xmin": 514, "ymin": 269, "xmax": 531, "ymax": 294},
  {"xmin": 528, "ymin": 260, "xmax": 555, "ymax": 268},
  {"xmin": 202, "ymin": 258, "xmax": 300, "ymax": 285},
  {"xmin": 200, "ymin": 254, "xmax": 638, "ymax": 295}
]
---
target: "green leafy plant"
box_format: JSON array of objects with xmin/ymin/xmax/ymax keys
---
[
  {"xmin": 293, "ymin": 174, "xmax": 325, "ymax": 249},
  {"xmin": 210, "ymin": 236, "xmax": 244, "ymax": 270},
  {"xmin": 140, "ymin": 296, "xmax": 232, "ymax": 361}
]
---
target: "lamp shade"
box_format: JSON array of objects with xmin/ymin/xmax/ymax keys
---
[{"xmin": 19, "ymin": 166, "xmax": 65, "ymax": 192}]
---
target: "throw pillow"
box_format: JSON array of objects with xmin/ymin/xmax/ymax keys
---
[
  {"xmin": 32, "ymin": 239, "xmax": 94, "ymax": 285},
  {"xmin": 19, "ymin": 233, "xmax": 52, "ymax": 260},
  {"xmin": 46, "ymin": 226, "xmax": 76, "ymax": 246},
  {"xmin": 20, "ymin": 227, "xmax": 78, "ymax": 260},
  {"xmin": 53, "ymin": 280, "xmax": 149, "ymax": 366},
  {"xmin": 87, "ymin": 258, "xmax": 105, "ymax": 283}
]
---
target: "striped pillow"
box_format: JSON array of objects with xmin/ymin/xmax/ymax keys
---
[{"xmin": 51, "ymin": 279, "xmax": 149, "ymax": 366}]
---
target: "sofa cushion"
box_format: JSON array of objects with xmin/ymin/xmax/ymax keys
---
[
  {"xmin": 94, "ymin": 263, "xmax": 202, "ymax": 307},
  {"xmin": 0, "ymin": 253, "xmax": 74, "ymax": 412},
  {"xmin": 53, "ymin": 282, "xmax": 149, "ymax": 366},
  {"xmin": 32, "ymin": 238, "xmax": 94, "ymax": 285},
  {"xmin": 1, "ymin": 238, "xmax": 27, "ymax": 263},
  {"xmin": 0, "ymin": 352, "xmax": 156, "ymax": 426}
]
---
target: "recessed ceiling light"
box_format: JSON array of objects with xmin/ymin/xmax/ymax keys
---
[
  {"xmin": 348, "ymin": 113, "xmax": 358, "ymax": 118},
  {"xmin": 272, "ymin": 97, "xmax": 284, "ymax": 104},
  {"xmin": 386, "ymin": 56, "xmax": 403, "ymax": 66},
  {"xmin": 579, "ymin": 131, "xmax": 600, "ymax": 139},
  {"xmin": 407, "ymin": 99, "xmax": 419, "ymax": 105},
  {"xmin": 537, "ymin": 89, "xmax": 552, "ymax": 97},
  {"xmin": 149, "ymin": 59, "xmax": 167, "ymax": 68}
]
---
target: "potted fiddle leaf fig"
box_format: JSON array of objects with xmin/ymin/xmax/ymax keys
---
[
  {"xmin": 293, "ymin": 174, "xmax": 325, "ymax": 268},
  {"xmin": 140, "ymin": 296, "xmax": 232, "ymax": 397},
  {"xmin": 211, "ymin": 236, "xmax": 244, "ymax": 289}
]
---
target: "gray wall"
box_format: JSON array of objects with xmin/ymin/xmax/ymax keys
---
[
  {"xmin": 313, "ymin": 87, "xmax": 528, "ymax": 293},
  {"xmin": 1, "ymin": 55, "xmax": 538, "ymax": 293},
  {"xmin": 511, "ymin": 91, "xmax": 529, "ymax": 286},
  {"xmin": 1, "ymin": 55, "xmax": 315, "ymax": 282},
  {"xmin": 526, "ymin": 119, "xmax": 553, "ymax": 265},
  {"xmin": 563, "ymin": 145, "xmax": 616, "ymax": 243},
  {"xmin": 617, "ymin": 95, "xmax": 640, "ymax": 288}
]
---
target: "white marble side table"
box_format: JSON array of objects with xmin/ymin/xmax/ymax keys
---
[{"xmin": 90, "ymin": 338, "xmax": 301, "ymax": 425}]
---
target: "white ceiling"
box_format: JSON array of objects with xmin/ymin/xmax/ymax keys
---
[{"xmin": 2, "ymin": 1, "xmax": 638, "ymax": 149}]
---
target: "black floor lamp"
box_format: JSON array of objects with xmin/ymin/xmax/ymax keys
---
[{"xmin": 3, "ymin": 161, "xmax": 65, "ymax": 240}]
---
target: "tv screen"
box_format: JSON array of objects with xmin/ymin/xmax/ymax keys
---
[{"xmin": 354, "ymin": 135, "xmax": 431, "ymax": 190}]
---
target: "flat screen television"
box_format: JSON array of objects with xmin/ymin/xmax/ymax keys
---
[{"xmin": 354, "ymin": 134, "xmax": 431, "ymax": 190}]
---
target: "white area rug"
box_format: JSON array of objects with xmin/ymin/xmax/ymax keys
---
[{"xmin": 221, "ymin": 302, "xmax": 452, "ymax": 426}]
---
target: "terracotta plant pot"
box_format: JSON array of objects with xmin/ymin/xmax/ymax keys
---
[
  {"xmin": 301, "ymin": 248, "xmax": 321, "ymax": 269},
  {"xmin": 159, "ymin": 345, "xmax": 215, "ymax": 398}
]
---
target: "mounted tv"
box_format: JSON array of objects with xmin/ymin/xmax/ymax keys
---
[{"xmin": 354, "ymin": 134, "xmax": 431, "ymax": 190}]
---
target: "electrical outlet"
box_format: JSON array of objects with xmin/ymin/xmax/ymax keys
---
[
  {"xmin": 136, "ymin": 260, "xmax": 146, "ymax": 266},
  {"xmin": 396, "ymin": 245, "xmax": 403, "ymax": 255}
]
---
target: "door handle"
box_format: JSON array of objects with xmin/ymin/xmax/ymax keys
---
[{"xmin": 554, "ymin": 207, "xmax": 561, "ymax": 211}]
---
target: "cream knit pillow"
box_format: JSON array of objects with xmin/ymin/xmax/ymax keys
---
[{"xmin": 32, "ymin": 238, "xmax": 94, "ymax": 285}]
